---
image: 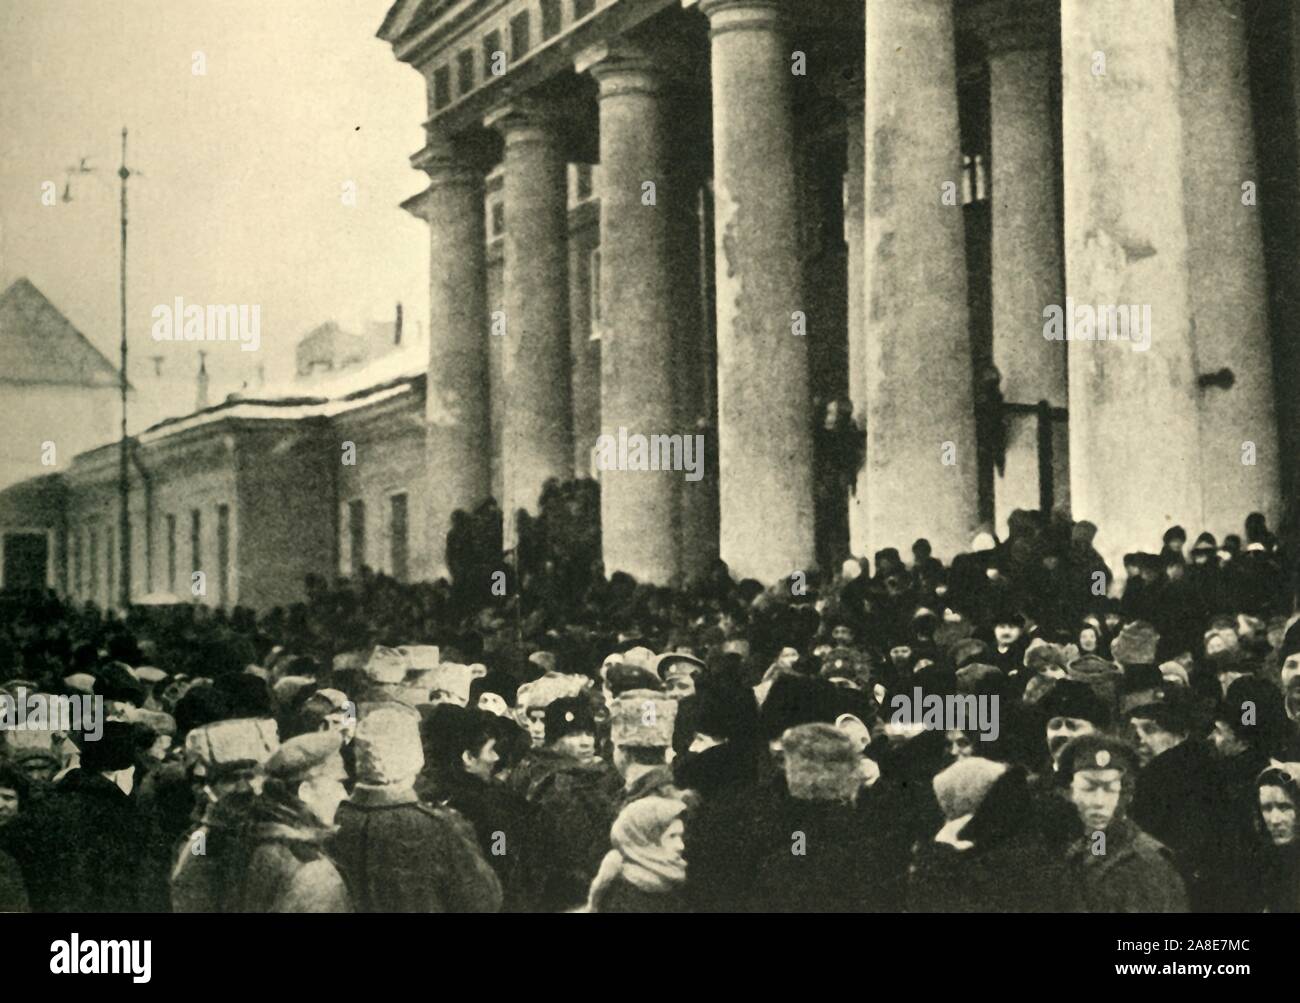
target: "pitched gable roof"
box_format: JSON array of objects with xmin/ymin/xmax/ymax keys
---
[{"xmin": 0, "ymin": 277, "xmax": 125, "ymax": 388}]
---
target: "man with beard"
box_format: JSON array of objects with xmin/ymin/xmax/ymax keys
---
[
  {"xmin": 1060, "ymin": 734, "xmax": 1187, "ymax": 912},
  {"xmin": 1123, "ymin": 682, "xmax": 1222, "ymax": 908}
]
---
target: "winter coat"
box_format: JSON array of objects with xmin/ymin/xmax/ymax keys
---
[
  {"xmin": 418, "ymin": 765, "xmax": 537, "ymax": 911},
  {"xmin": 750, "ymin": 796, "xmax": 901, "ymax": 912},
  {"xmin": 170, "ymin": 789, "xmax": 260, "ymax": 913},
  {"xmin": 508, "ymin": 749, "xmax": 620, "ymax": 912},
  {"xmin": 229, "ymin": 798, "xmax": 351, "ymax": 913},
  {"xmin": 4, "ymin": 769, "xmax": 145, "ymax": 912},
  {"xmin": 1064, "ymin": 817, "xmax": 1188, "ymax": 913},
  {"xmin": 1129, "ymin": 738, "xmax": 1224, "ymax": 907},
  {"xmin": 333, "ymin": 784, "xmax": 502, "ymax": 913},
  {"xmin": 0, "ymin": 847, "xmax": 27, "ymax": 912},
  {"xmin": 594, "ymin": 876, "xmax": 687, "ymax": 914},
  {"xmin": 908, "ymin": 766, "xmax": 1077, "ymax": 912}
]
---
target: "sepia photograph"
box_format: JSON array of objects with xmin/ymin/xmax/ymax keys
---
[{"xmin": 1, "ymin": 0, "xmax": 1298, "ymax": 984}]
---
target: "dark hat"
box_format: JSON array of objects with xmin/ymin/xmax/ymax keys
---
[
  {"xmin": 955, "ymin": 662, "xmax": 1004, "ymax": 696},
  {"xmin": 1162, "ymin": 525, "xmax": 1187, "ymax": 545},
  {"xmin": 79, "ymin": 721, "xmax": 138, "ymax": 773},
  {"xmin": 544, "ymin": 696, "xmax": 596, "ymax": 745},
  {"xmin": 992, "ymin": 606, "xmax": 1027, "ymax": 628},
  {"xmin": 1058, "ymin": 734, "xmax": 1139, "ymax": 780},
  {"xmin": 94, "ymin": 661, "xmax": 144, "ymax": 706},
  {"xmin": 1040, "ymin": 678, "xmax": 1111, "ymax": 729},
  {"xmin": 1191, "ymin": 532, "xmax": 1217, "ymax": 554},
  {"xmin": 690, "ymin": 679, "xmax": 759, "ymax": 743},
  {"xmin": 760, "ymin": 675, "xmax": 841, "ymax": 741},
  {"xmin": 1282, "ymin": 621, "xmax": 1300, "ymax": 661},
  {"xmin": 948, "ymin": 637, "xmax": 989, "ymax": 670},
  {"xmin": 1123, "ymin": 684, "xmax": 1196, "ymax": 735},
  {"xmin": 1217, "ymin": 676, "xmax": 1288, "ymax": 748},
  {"xmin": 605, "ymin": 662, "xmax": 663, "ymax": 697}
]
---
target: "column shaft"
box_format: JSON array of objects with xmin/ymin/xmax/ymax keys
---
[
  {"xmin": 591, "ymin": 50, "xmax": 680, "ymax": 584},
  {"xmin": 863, "ymin": 0, "xmax": 978, "ymax": 560},
  {"xmin": 496, "ymin": 109, "xmax": 573, "ymax": 535},
  {"xmin": 702, "ymin": 0, "xmax": 814, "ymax": 583},
  {"xmin": 1061, "ymin": 0, "xmax": 1200, "ymax": 563},
  {"xmin": 1178, "ymin": 0, "xmax": 1280, "ymax": 536},
  {"xmin": 421, "ymin": 138, "xmax": 491, "ymax": 575},
  {"xmin": 989, "ymin": 46, "xmax": 1068, "ymax": 532}
]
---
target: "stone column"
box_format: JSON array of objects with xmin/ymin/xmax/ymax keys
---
[
  {"xmin": 580, "ymin": 44, "xmax": 680, "ymax": 585},
  {"xmin": 486, "ymin": 102, "xmax": 573, "ymax": 542},
  {"xmin": 1061, "ymin": 0, "xmax": 1201, "ymax": 565},
  {"xmin": 700, "ymin": 0, "xmax": 814, "ymax": 584},
  {"xmin": 863, "ymin": 0, "xmax": 978, "ymax": 560},
  {"xmin": 1178, "ymin": 0, "xmax": 1280, "ymax": 538},
  {"xmin": 833, "ymin": 66, "xmax": 868, "ymax": 559},
  {"xmin": 411, "ymin": 131, "xmax": 492, "ymax": 576},
  {"xmin": 981, "ymin": 3, "xmax": 1069, "ymax": 534}
]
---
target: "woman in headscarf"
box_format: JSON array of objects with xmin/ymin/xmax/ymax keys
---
[
  {"xmin": 586, "ymin": 796, "xmax": 687, "ymax": 913},
  {"xmin": 1254, "ymin": 764, "xmax": 1300, "ymax": 912},
  {"xmin": 1076, "ymin": 615, "xmax": 1112, "ymax": 660}
]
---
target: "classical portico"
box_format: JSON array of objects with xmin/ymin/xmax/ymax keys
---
[{"xmin": 380, "ymin": 0, "xmax": 1294, "ymax": 583}]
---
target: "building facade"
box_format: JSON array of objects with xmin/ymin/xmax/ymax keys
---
[{"xmin": 377, "ymin": 0, "xmax": 1300, "ymax": 586}]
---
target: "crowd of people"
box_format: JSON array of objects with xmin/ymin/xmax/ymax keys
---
[{"xmin": 1, "ymin": 486, "xmax": 1299, "ymax": 913}]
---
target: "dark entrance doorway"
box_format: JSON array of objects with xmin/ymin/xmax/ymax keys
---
[{"xmin": 2, "ymin": 532, "xmax": 49, "ymax": 592}]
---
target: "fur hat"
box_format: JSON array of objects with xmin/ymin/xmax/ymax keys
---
[
  {"xmin": 1123, "ymin": 684, "xmax": 1196, "ymax": 735},
  {"xmin": 516, "ymin": 673, "xmax": 589, "ymax": 712},
  {"xmin": 184, "ymin": 718, "xmax": 279, "ymax": 774},
  {"xmin": 1040, "ymin": 678, "xmax": 1111, "ymax": 728},
  {"xmin": 609, "ymin": 691, "xmax": 677, "ymax": 748},
  {"xmin": 332, "ymin": 650, "xmax": 368, "ymax": 673},
  {"xmin": 948, "ymin": 638, "xmax": 990, "ymax": 670},
  {"xmin": 364, "ymin": 646, "xmax": 408, "ymax": 685},
  {"xmin": 413, "ymin": 662, "xmax": 487, "ymax": 708},
  {"xmin": 266, "ymin": 730, "xmax": 343, "ymax": 783},
  {"xmin": 79, "ymin": 721, "xmax": 138, "ymax": 773},
  {"xmin": 932, "ymin": 756, "xmax": 1007, "ymax": 821},
  {"xmin": 956, "ymin": 662, "xmax": 1004, "ymax": 695},
  {"xmin": 781, "ymin": 722, "xmax": 860, "ymax": 802},
  {"xmin": 353, "ymin": 704, "xmax": 423, "ymax": 786},
  {"xmin": 398, "ymin": 645, "xmax": 441, "ymax": 671},
  {"xmin": 544, "ymin": 696, "xmax": 596, "ymax": 745},
  {"xmin": 1111, "ymin": 622, "xmax": 1160, "ymax": 667},
  {"xmin": 1025, "ymin": 640, "xmax": 1077, "ymax": 674}
]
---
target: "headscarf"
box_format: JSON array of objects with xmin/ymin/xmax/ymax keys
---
[{"xmin": 586, "ymin": 796, "xmax": 687, "ymax": 911}]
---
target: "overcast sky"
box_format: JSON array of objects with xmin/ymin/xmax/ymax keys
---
[{"xmin": 0, "ymin": 0, "xmax": 429, "ymax": 428}]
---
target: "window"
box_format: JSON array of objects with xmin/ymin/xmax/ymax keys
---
[
  {"xmin": 190, "ymin": 509, "xmax": 202, "ymax": 579},
  {"xmin": 457, "ymin": 49, "xmax": 475, "ymax": 94},
  {"xmin": 510, "ymin": 12, "xmax": 530, "ymax": 61},
  {"xmin": 589, "ymin": 247, "xmax": 602, "ymax": 337},
  {"xmin": 348, "ymin": 500, "xmax": 366, "ymax": 575},
  {"xmin": 490, "ymin": 200, "xmax": 506, "ymax": 238},
  {"xmin": 433, "ymin": 66, "xmax": 452, "ymax": 110},
  {"xmin": 574, "ymin": 0, "xmax": 596, "ymax": 19},
  {"xmin": 483, "ymin": 30, "xmax": 503, "ymax": 76},
  {"xmin": 576, "ymin": 162, "xmax": 594, "ymax": 201},
  {"xmin": 217, "ymin": 504, "xmax": 230, "ymax": 606},
  {"xmin": 541, "ymin": 0, "xmax": 563, "ymax": 40},
  {"xmin": 88, "ymin": 527, "xmax": 99, "ymax": 602},
  {"xmin": 166, "ymin": 514, "xmax": 177, "ymax": 592},
  {"xmin": 105, "ymin": 527, "xmax": 114, "ymax": 605},
  {"xmin": 390, "ymin": 493, "xmax": 409, "ymax": 583}
]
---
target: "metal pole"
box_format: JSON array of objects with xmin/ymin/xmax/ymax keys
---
[{"xmin": 118, "ymin": 127, "xmax": 132, "ymax": 609}]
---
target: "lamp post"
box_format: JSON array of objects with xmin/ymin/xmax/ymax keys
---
[{"xmin": 63, "ymin": 128, "xmax": 136, "ymax": 609}]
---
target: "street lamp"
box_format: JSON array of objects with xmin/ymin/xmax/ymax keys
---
[{"xmin": 63, "ymin": 128, "xmax": 137, "ymax": 609}]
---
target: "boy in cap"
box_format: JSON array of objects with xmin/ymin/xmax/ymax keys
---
[{"xmin": 1058, "ymin": 733, "xmax": 1187, "ymax": 912}]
